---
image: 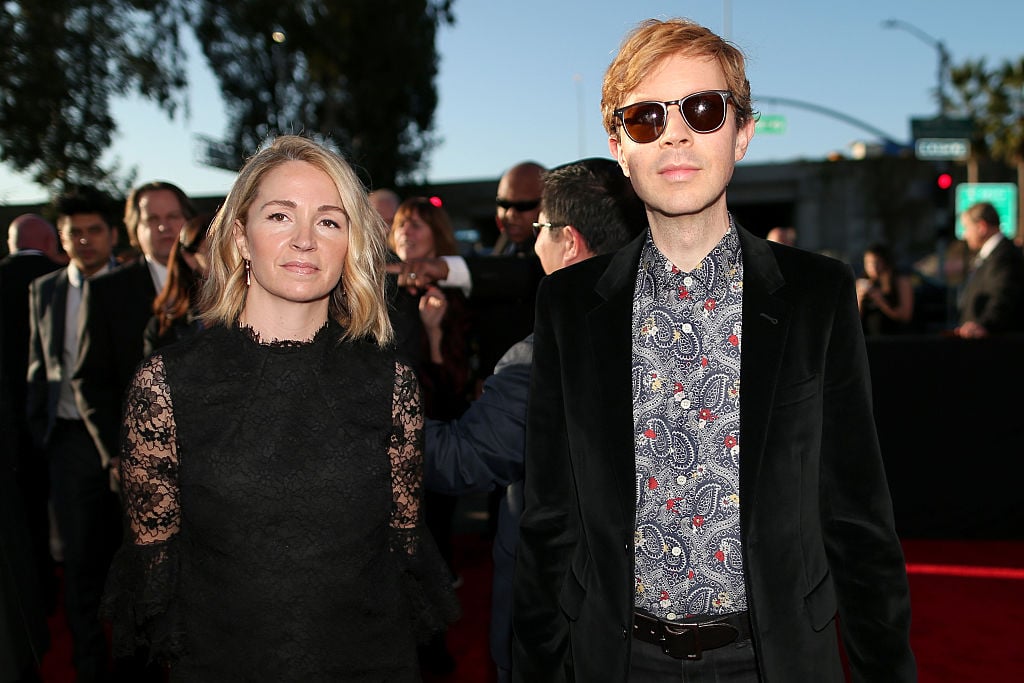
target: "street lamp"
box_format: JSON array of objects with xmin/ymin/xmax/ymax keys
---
[{"xmin": 882, "ymin": 19, "xmax": 952, "ymax": 115}]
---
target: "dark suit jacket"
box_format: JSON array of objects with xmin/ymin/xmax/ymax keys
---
[
  {"xmin": 959, "ymin": 236, "xmax": 1024, "ymax": 333},
  {"xmin": 512, "ymin": 227, "xmax": 915, "ymax": 682},
  {"xmin": 465, "ymin": 254, "xmax": 543, "ymax": 378},
  {"xmin": 72, "ymin": 259, "xmax": 156, "ymax": 467},
  {"xmin": 0, "ymin": 253, "xmax": 61, "ymax": 424},
  {"xmin": 26, "ymin": 268, "xmax": 72, "ymax": 449}
]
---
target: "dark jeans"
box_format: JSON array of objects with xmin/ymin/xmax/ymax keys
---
[
  {"xmin": 629, "ymin": 636, "xmax": 759, "ymax": 683},
  {"xmin": 48, "ymin": 419, "xmax": 121, "ymax": 681}
]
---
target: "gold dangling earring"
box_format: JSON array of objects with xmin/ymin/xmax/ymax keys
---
[{"xmin": 245, "ymin": 259, "xmax": 251, "ymax": 286}]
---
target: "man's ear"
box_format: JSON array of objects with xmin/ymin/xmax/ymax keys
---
[
  {"xmin": 233, "ymin": 219, "xmax": 250, "ymax": 260},
  {"xmin": 609, "ymin": 135, "xmax": 629, "ymax": 178},
  {"xmin": 734, "ymin": 117, "xmax": 755, "ymax": 162},
  {"xmin": 562, "ymin": 225, "xmax": 592, "ymax": 267}
]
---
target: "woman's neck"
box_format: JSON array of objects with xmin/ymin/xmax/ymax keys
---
[{"xmin": 239, "ymin": 294, "xmax": 330, "ymax": 343}]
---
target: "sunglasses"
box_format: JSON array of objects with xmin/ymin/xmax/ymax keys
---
[
  {"xmin": 531, "ymin": 222, "xmax": 567, "ymax": 237},
  {"xmin": 614, "ymin": 90, "xmax": 733, "ymax": 144},
  {"xmin": 496, "ymin": 198, "xmax": 541, "ymax": 212}
]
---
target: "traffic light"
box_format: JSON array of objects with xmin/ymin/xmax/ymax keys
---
[{"xmin": 933, "ymin": 170, "xmax": 954, "ymax": 208}]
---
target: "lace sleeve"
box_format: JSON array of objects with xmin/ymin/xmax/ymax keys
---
[
  {"xmin": 388, "ymin": 360, "xmax": 459, "ymax": 637},
  {"xmin": 389, "ymin": 360, "xmax": 424, "ymax": 550},
  {"xmin": 101, "ymin": 354, "xmax": 185, "ymax": 662}
]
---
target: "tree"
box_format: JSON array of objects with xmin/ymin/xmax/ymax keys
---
[
  {"xmin": 948, "ymin": 57, "xmax": 1024, "ymax": 239},
  {"xmin": 0, "ymin": 0, "xmax": 191, "ymax": 197},
  {"xmin": 193, "ymin": 0, "xmax": 454, "ymax": 188}
]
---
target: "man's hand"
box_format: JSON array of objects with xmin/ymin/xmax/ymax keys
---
[
  {"xmin": 385, "ymin": 257, "xmax": 450, "ymax": 290},
  {"xmin": 954, "ymin": 320, "xmax": 989, "ymax": 338}
]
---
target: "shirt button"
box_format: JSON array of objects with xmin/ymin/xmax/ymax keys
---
[
  {"xmin": 684, "ymin": 276, "xmax": 693, "ymax": 286},
  {"xmin": 622, "ymin": 627, "xmax": 629, "ymax": 639}
]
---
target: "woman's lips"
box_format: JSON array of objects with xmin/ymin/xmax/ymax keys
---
[{"xmin": 283, "ymin": 261, "xmax": 319, "ymax": 274}]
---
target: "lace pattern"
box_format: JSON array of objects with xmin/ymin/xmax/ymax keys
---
[{"xmin": 103, "ymin": 324, "xmax": 457, "ymax": 675}]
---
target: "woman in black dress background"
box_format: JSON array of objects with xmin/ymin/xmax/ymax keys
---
[
  {"xmin": 856, "ymin": 242, "xmax": 915, "ymax": 335},
  {"xmin": 103, "ymin": 135, "xmax": 456, "ymax": 681}
]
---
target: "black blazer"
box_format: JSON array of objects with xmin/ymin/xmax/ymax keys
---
[
  {"xmin": 512, "ymin": 226, "xmax": 915, "ymax": 682},
  {"xmin": 959, "ymin": 236, "xmax": 1024, "ymax": 333},
  {"xmin": 0, "ymin": 253, "xmax": 61, "ymax": 418},
  {"xmin": 72, "ymin": 259, "xmax": 156, "ymax": 467},
  {"xmin": 26, "ymin": 268, "xmax": 72, "ymax": 448}
]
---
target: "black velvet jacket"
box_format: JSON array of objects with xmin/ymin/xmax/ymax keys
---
[{"xmin": 512, "ymin": 225, "xmax": 916, "ymax": 682}]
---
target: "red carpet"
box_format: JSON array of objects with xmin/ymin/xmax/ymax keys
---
[{"xmin": 39, "ymin": 537, "xmax": 1024, "ymax": 681}]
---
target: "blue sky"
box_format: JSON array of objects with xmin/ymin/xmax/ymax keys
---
[{"xmin": 2, "ymin": 0, "xmax": 1022, "ymax": 204}]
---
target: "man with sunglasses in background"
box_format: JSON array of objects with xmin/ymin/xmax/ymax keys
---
[
  {"xmin": 493, "ymin": 161, "xmax": 545, "ymax": 256},
  {"xmin": 512, "ymin": 18, "xmax": 915, "ymax": 683}
]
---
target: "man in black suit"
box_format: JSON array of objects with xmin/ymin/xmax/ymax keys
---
[
  {"xmin": 512, "ymin": 18, "xmax": 915, "ymax": 682},
  {"xmin": 27, "ymin": 189, "xmax": 121, "ymax": 682},
  {"xmin": 954, "ymin": 201, "xmax": 1024, "ymax": 337},
  {"xmin": 1, "ymin": 215, "xmax": 64, "ymax": 430},
  {"xmin": 72, "ymin": 181, "xmax": 195, "ymax": 477},
  {"xmin": 0, "ymin": 214, "xmax": 64, "ymax": 615}
]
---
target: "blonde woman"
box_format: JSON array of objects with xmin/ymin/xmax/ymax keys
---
[{"xmin": 103, "ymin": 136, "xmax": 456, "ymax": 681}]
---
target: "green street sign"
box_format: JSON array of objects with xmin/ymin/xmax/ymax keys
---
[
  {"xmin": 755, "ymin": 115, "xmax": 786, "ymax": 135},
  {"xmin": 955, "ymin": 183, "xmax": 1017, "ymax": 239}
]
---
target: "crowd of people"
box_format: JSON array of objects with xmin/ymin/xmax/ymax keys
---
[{"xmin": 2, "ymin": 14, "xmax": 1023, "ymax": 683}]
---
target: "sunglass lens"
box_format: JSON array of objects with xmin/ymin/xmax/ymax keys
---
[
  {"xmin": 622, "ymin": 102, "xmax": 666, "ymax": 144},
  {"xmin": 682, "ymin": 93, "xmax": 726, "ymax": 133}
]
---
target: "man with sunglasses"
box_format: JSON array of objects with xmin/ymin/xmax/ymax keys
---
[
  {"xmin": 512, "ymin": 18, "xmax": 915, "ymax": 683},
  {"xmin": 494, "ymin": 161, "xmax": 545, "ymax": 256}
]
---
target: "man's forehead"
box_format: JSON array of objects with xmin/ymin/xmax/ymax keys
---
[
  {"xmin": 139, "ymin": 189, "xmax": 183, "ymax": 213},
  {"xmin": 626, "ymin": 54, "xmax": 723, "ymax": 98},
  {"xmin": 498, "ymin": 172, "xmax": 543, "ymax": 199},
  {"xmin": 62, "ymin": 213, "xmax": 108, "ymax": 230}
]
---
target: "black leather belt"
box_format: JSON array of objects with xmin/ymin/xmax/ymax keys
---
[{"xmin": 632, "ymin": 609, "xmax": 751, "ymax": 660}]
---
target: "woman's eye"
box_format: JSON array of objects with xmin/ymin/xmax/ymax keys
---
[{"xmin": 268, "ymin": 212, "xmax": 288, "ymax": 221}]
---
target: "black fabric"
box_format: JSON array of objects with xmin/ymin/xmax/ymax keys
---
[
  {"xmin": 102, "ymin": 321, "xmax": 457, "ymax": 682},
  {"xmin": 73, "ymin": 259, "xmax": 157, "ymax": 467},
  {"xmin": 959, "ymin": 237, "xmax": 1024, "ymax": 333}
]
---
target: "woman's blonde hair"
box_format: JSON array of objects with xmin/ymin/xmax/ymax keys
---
[{"xmin": 198, "ymin": 135, "xmax": 393, "ymax": 346}]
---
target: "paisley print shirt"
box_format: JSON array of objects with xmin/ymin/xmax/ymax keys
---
[{"xmin": 631, "ymin": 223, "xmax": 746, "ymax": 620}]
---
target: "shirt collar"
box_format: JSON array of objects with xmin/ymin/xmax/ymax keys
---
[
  {"xmin": 145, "ymin": 256, "xmax": 169, "ymax": 291},
  {"xmin": 67, "ymin": 260, "xmax": 113, "ymax": 288},
  {"xmin": 978, "ymin": 231, "xmax": 1004, "ymax": 260},
  {"xmin": 640, "ymin": 219, "xmax": 742, "ymax": 297}
]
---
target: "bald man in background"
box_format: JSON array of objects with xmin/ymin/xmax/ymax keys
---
[
  {"xmin": 492, "ymin": 161, "xmax": 545, "ymax": 256},
  {"xmin": 1, "ymin": 214, "xmax": 65, "ymax": 615}
]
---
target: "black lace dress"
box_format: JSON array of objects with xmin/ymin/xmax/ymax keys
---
[{"xmin": 102, "ymin": 320, "xmax": 457, "ymax": 682}]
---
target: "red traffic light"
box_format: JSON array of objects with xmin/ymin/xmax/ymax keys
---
[{"xmin": 936, "ymin": 173, "xmax": 953, "ymax": 190}]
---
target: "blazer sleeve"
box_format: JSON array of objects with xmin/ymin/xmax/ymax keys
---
[
  {"xmin": 465, "ymin": 255, "xmax": 543, "ymax": 302},
  {"xmin": 423, "ymin": 339, "xmax": 531, "ymax": 495},
  {"xmin": 511, "ymin": 279, "xmax": 579, "ymax": 682},
  {"xmin": 25, "ymin": 279, "xmax": 49, "ymax": 449},
  {"xmin": 72, "ymin": 277, "xmax": 119, "ymax": 467},
  {"xmin": 820, "ymin": 268, "xmax": 916, "ymax": 680}
]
